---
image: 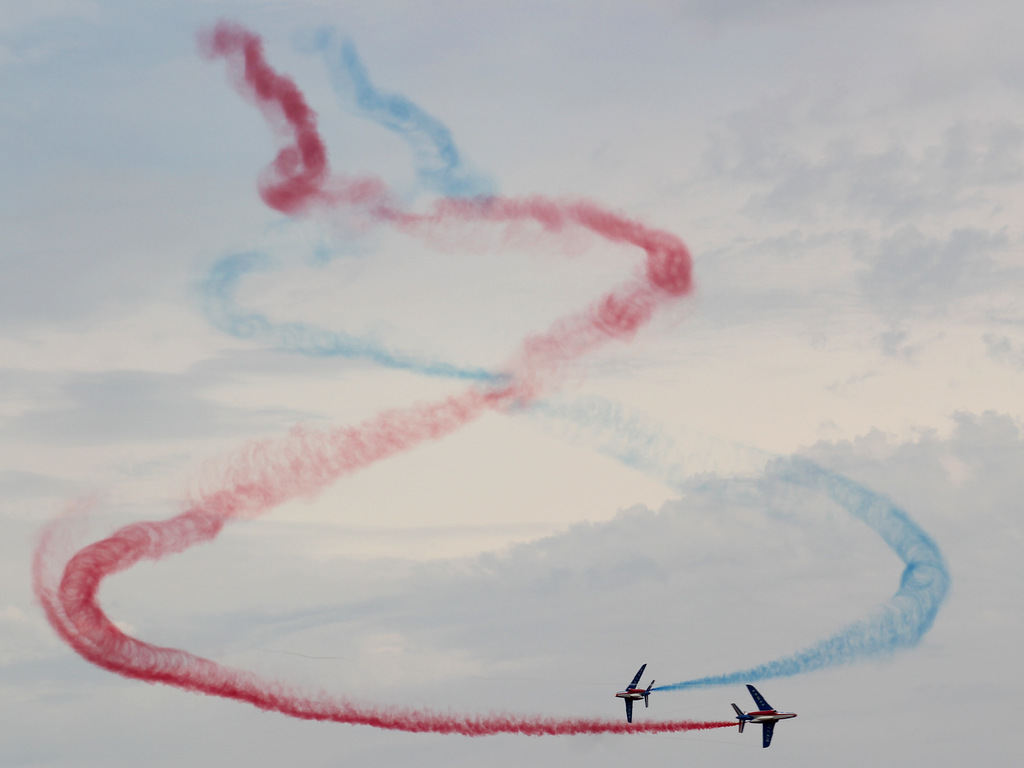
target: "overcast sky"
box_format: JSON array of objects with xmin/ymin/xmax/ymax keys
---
[{"xmin": 2, "ymin": 1, "xmax": 1023, "ymax": 766}]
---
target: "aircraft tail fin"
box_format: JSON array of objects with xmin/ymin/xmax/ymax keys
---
[
  {"xmin": 643, "ymin": 679, "xmax": 654, "ymax": 708},
  {"xmin": 731, "ymin": 703, "xmax": 745, "ymax": 733}
]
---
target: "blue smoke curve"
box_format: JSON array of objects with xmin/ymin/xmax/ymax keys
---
[
  {"xmin": 532, "ymin": 397, "xmax": 950, "ymax": 690},
  {"xmin": 653, "ymin": 456, "xmax": 949, "ymax": 690},
  {"xmin": 200, "ymin": 251, "xmax": 497, "ymax": 381},
  {"xmin": 312, "ymin": 28, "xmax": 494, "ymax": 199}
]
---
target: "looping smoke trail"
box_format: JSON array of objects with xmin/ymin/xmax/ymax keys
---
[
  {"xmin": 199, "ymin": 25, "xmax": 493, "ymax": 377},
  {"xmin": 34, "ymin": 21, "xmax": 710, "ymax": 735},
  {"xmin": 534, "ymin": 398, "xmax": 949, "ymax": 690},
  {"xmin": 190, "ymin": 19, "xmax": 951, "ymax": 700},
  {"xmin": 197, "ymin": 21, "xmax": 690, "ymax": 381}
]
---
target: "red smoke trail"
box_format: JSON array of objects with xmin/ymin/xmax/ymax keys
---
[
  {"xmin": 201, "ymin": 22, "xmax": 331, "ymax": 214},
  {"xmin": 32, "ymin": 21, "xmax": 710, "ymax": 735}
]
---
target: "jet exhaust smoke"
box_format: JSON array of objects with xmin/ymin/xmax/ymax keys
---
[
  {"xmin": 36, "ymin": 19, "xmax": 950, "ymax": 732},
  {"xmin": 34, "ymin": 20, "xmax": 701, "ymax": 735}
]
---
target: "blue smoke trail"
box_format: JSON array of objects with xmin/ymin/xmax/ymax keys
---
[
  {"xmin": 533, "ymin": 397, "xmax": 950, "ymax": 690},
  {"xmin": 528, "ymin": 396, "xmax": 772, "ymax": 483},
  {"xmin": 200, "ymin": 251, "xmax": 498, "ymax": 381},
  {"xmin": 312, "ymin": 28, "xmax": 494, "ymax": 198},
  {"xmin": 654, "ymin": 457, "xmax": 949, "ymax": 690},
  {"xmin": 200, "ymin": 33, "xmax": 495, "ymax": 378}
]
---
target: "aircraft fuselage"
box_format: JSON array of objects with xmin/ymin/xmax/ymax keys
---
[
  {"xmin": 732, "ymin": 685, "xmax": 796, "ymax": 747},
  {"xmin": 743, "ymin": 710, "xmax": 797, "ymax": 724},
  {"xmin": 615, "ymin": 665, "xmax": 655, "ymax": 723},
  {"xmin": 615, "ymin": 688, "xmax": 648, "ymax": 701}
]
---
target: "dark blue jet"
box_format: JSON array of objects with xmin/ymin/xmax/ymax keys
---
[
  {"xmin": 614, "ymin": 664, "xmax": 655, "ymax": 723},
  {"xmin": 731, "ymin": 684, "xmax": 797, "ymax": 748}
]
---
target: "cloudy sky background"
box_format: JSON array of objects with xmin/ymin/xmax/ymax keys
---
[{"xmin": 2, "ymin": 0, "xmax": 1023, "ymax": 765}]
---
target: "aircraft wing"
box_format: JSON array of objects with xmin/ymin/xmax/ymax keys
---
[
  {"xmin": 746, "ymin": 684, "xmax": 772, "ymax": 711},
  {"xmin": 761, "ymin": 721, "xmax": 775, "ymax": 748},
  {"xmin": 625, "ymin": 699, "xmax": 633, "ymax": 724},
  {"xmin": 627, "ymin": 664, "xmax": 647, "ymax": 689}
]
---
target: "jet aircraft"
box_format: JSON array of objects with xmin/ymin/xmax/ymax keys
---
[
  {"xmin": 731, "ymin": 684, "xmax": 797, "ymax": 748},
  {"xmin": 614, "ymin": 664, "xmax": 655, "ymax": 723}
]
